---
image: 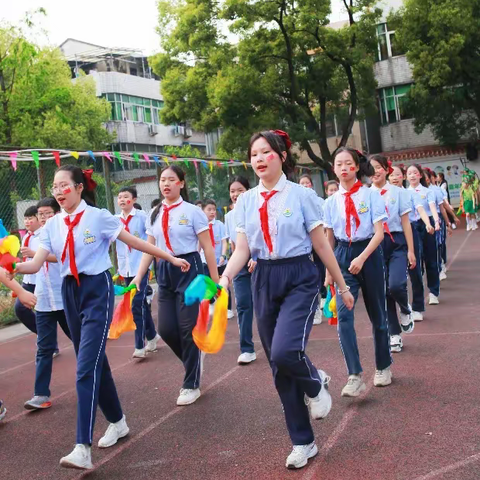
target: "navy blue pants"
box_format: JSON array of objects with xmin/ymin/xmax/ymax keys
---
[
  {"xmin": 335, "ymin": 240, "xmax": 391, "ymax": 375},
  {"xmin": 15, "ymin": 283, "xmax": 37, "ymax": 334},
  {"xmin": 63, "ymin": 272, "xmax": 123, "ymax": 445},
  {"xmin": 252, "ymin": 255, "xmax": 322, "ymax": 446},
  {"xmin": 232, "ymin": 265, "xmax": 254, "ymax": 354},
  {"xmin": 157, "ymin": 252, "xmax": 203, "ymax": 389},
  {"xmin": 409, "ymin": 219, "xmax": 440, "ymax": 311},
  {"xmin": 34, "ymin": 310, "xmax": 71, "ymax": 397},
  {"xmin": 124, "ymin": 273, "xmax": 157, "ymax": 350},
  {"xmin": 312, "ymin": 251, "xmax": 327, "ymax": 298},
  {"xmin": 382, "ymin": 232, "xmax": 410, "ymax": 336}
]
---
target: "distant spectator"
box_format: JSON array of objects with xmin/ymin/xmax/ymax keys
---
[{"xmin": 437, "ymin": 172, "xmax": 450, "ymax": 203}]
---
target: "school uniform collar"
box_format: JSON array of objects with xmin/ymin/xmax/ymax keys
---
[
  {"xmin": 61, "ymin": 199, "xmax": 87, "ymax": 219},
  {"xmin": 370, "ymin": 182, "xmax": 390, "ymax": 192},
  {"xmin": 338, "ymin": 182, "xmax": 363, "ymax": 195},
  {"xmin": 259, "ymin": 173, "xmax": 287, "ymax": 194},
  {"xmin": 120, "ymin": 208, "xmax": 137, "ymax": 220},
  {"xmin": 209, "ymin": 219, "xmax": 216, "ymax": 225},
  {"xmin": 26, "ymin": 228, "xmax": 41, "ymax": 238},
  {"xmin": 162, "ymin": 197, "xmax": 183, "ymax": 208}
]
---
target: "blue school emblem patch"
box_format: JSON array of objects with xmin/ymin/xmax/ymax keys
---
[
  {"xmin": 83, "ymin": 229, "xmax": 96, "ymax": 245},
  {"xmin": 389, "ymin": 197, "xmax": 396, "ymax": 205},
  {"xmin": 178, "ymin": 214, "xmax": 189, "ymax": 225},
  {"xmin": 133, "ymin": 230, "xmax": 140, "ymax": 238},
  {"xmin": 358, "ymin": 201, "xmax": 369, "ymax": 214},
  {"xmin": 283, "ymin": 208, "xmax": 293, "ymax": 217}
]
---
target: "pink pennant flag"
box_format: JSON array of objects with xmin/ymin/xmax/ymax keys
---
[
  {"xmin": 143, "ymin": 154, "xmax": 151, "ymax": 164},
  {"xmin": 103, "ymin": 152, "xmax": 113, "ymax": 162},
  {"xmin": 193, "ymin": 160, "xmax": 198, "ymax": 172},
  {"xmin": 9, "ymin": 152, "xmax": 17, "ymax": 171}
]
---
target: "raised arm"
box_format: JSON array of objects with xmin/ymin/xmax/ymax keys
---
[{"xmin": 15, "ymin": 247, "xmax": 50, "ymax": 275}]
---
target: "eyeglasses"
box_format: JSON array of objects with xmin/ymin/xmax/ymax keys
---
[
  {"xmin": 38, "ymin": 212, "xmax": 55, "ymax": 219},
  {"xmin": 50, "ymin": 183, "xmax": 76, "ymax": 195}
]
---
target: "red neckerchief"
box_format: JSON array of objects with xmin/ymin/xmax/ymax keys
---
[
  {"xmin": 23, "ymin": 232, "xmax": 33, "ymax": 262},
  {"xmin": 120, "ymin": 214, "xmax": 134, "ymax": 251},
  {"xmin": 208, "ymin": 223, "xmax": 215, "ymax": 248},
  {"xmin": 380, "ymin": 188, "xmax": 395, "ymax": 242},
  {"xmin": 162, "ymin": 202, "xmax": 182, "ymax": 253},
  {"xmin": 61, "ymin": 211, "xmax": 85, "ymax": 286},
  {"xmin": 259, "ymin": 190, "xmax": 278, "ymax": 254},
  {"xmin": 343, "ymin": 181, "xmax": 363, "ymax": 242}
]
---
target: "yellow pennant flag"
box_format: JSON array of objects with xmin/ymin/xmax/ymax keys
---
[
  {"xmin": 70, "ymin": 151, "xmax": 80, "ymax": 160},
  {"xmin": 209, "ymin": 161, "xmax": 214, "ymax": 172},
  {"xmin": 242, "ymin": 161, "xmax": 247, "ymax": 170}
]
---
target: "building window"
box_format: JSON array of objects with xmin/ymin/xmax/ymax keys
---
[
  {"xmin": 376, "ymin": 23, "xmax": 404, "ymax": 61},
  {"xmin": 378, "ymin": 84, "xmax": 412, "ymax": 124},
  {"xmin": 103, "ymin": 94, "xmax": 164, "ymax": 124}
]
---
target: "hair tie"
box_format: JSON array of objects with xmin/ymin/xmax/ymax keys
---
[
  {"xmin": 387, "ymin": 159, "xmax": 394, "ymax": 175},
  {"xmin": 82, "ymin": 169, "xmax": 97, "ymax": 191},
  {"xmin": 271, "ymin": 130, "xmax": 292, "ymax": 150},
  {"xmin": 323, "ymin": 181, "xmax": 328, "ymax": 187}
]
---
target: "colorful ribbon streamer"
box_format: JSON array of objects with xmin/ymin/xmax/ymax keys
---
[{"xmin": 108, "ymin": 288, "xmax": 137, "ymax": 339}]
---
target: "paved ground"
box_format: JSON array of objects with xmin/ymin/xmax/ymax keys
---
[{"xmin": 0, "ymin": 225, "xmax": 479, "ymax": 480}]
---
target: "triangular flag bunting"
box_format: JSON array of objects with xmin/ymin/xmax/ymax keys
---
[
  {"xmin": 9, "ymin": 152, "xmax": 17, "ymax": 171},
  {"xmin": 132, "ymin": 153, "xmax": 140, "ymax": 164},
  {"xmin": 31, "ymin": 151, "xmax": 40, "ymax": 169},
  {"xmin": 71, "ymin": 151, "xmax": 79, "ymax": 160},
  {"xmin": 143, "ymin": 154, "xmax": 151, "ymax": 164},
  {"xmin": 104, "ymin": 152, "xmax": 113, "ymax": 163},
  {"xmin": 87, "ymin": 150, "xmax": 96, "ymax": 162},
  {"xmin": 114, "ymin": 152, "xmax": 123, "ymax": 166},
  {"xmin": 153, "ymin": 156, "xmax": 160, "ymax": 165},
  {"xmin": 53, "ymin": 151, "xmax": 61, "ymax": 167}
]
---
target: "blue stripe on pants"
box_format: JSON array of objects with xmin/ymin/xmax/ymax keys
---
[
  {"xmin": 35, "ymin": 310, "xmax": 71, "ymax": 397},
  {"xmin": 62, "ymin": 272, "xmax": 123, "ymax": 445},
  {"xmin": 233, "ymin": 265, "xmax": 254, "ymax": 354},
  {"xmin": 382, "ymin": 232, "xmax": 410, "ymax": 336},
  {"xmin": 124, "ymin": 273, "xmax": 157, "ymax": 349},
  {"xmin": 335, "ymin": 240, "xmax": 391, "ymax": 375},
  {"xmin": 156, "ymin": 252, "xmax": 203, "ymax": 389},
  {"xmin": 252, "ymin": 255, "xmax": 322, "ymax": 446}
]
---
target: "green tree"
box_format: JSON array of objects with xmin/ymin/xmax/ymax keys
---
[
  {"xmin": 152, "ymin": 0, "xmax": 381, "ymax": 173},
  {"xmin": 395, "ymin": 0, "xmax": 480, "ymax": 145},
  {"xmin": 0, "ymin": 24, "xmax": 113, "ymax": 149}
]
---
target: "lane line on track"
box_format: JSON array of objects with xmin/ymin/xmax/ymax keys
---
[
  {"xmin": 75, "ymin": 352, "xmax": 264, "ymax": 479},
  {"xmin": 302, "ymin": 383, "xmax": 375, "ymax": 480},
  {"xmin": 412, "ymin": 452, "xmax": 480, "ymax": 480}
]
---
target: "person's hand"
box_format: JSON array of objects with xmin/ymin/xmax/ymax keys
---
[
  {"xmin": 434, "ymin": 220, "xmax": 440, "ymax": 231},
  {"xmin": 454, "ymin": 216, "xmax": 461, "ymax": 226},
  {"xmin": 18, "ymin": 290, "xmax": 36, "ymax": 309},
  {"xmin": 348, "ymin": 256, "xmax": 365, "ymax": 275},
  {"xmin": 341, "ymin": 290, "xmax": 354, "ymax": 310},
  {"xmin": 447, "ymin": 224, "xmax": 453, "ymax": 236},
  {"xmin": 247, "ymin": 259, "xmax": 256, "ymax": 273},
  {"xmin": 426, "ymin": 224, "xmax": 435, "ymax": 235},
  {"xmin": 324, "ymin": 270, "xmax": 333, "ymax": 287},
  {"xmin": 20, "ymin": 247, "xmax": 35, "ymax": 259},
  {"xmin": 130, "ymin": 276, "xmax": 142, "ymax": 291},
  {"xmin": 219, "ymin": 275, "xmax": 229, "ymax": 290},
  {"xmin": 408, "ymin": 250, "xmax": 416, "ymax": 270},
  {"xmin": 173, "ymin": 258, "xmax": 190, "ymax": 272}
]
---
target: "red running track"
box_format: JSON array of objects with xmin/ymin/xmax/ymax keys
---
[{"xmin": 1, "ymin": 227, "xmax": 479, "ymax": 480}]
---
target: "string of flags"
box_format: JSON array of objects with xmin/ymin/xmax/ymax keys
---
[{"xmin": 0, "ymin": 148, "xmax": 320, "ymax": 174}]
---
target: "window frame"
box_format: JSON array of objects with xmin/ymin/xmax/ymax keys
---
[{"xmin": 378, "ymin": 84, "xmax": 412, "ymax": 124}]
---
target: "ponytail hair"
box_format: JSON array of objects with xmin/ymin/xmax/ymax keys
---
[
  {"xmin": 248, "ymin": 130, "xmax": 296, "ymax": 178},
  {"xmin": 333, "ymin": 147, "xmax": 374, "ymax": 180},
  {"xmin": 151, "ymin": 165, "xmax": 189, "ymax": 224},
  {"xmin": 56, "ymin": 165, "xmax": 96, "ymax": 206}
]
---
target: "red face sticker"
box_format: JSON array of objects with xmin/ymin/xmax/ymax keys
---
[
  {"xmin": 349, "ymin": 167, "xmax": 356, "ymax": 171},
  {"xmin": 127, "ymin": 200, "xmax": 131, "ymax": 204},
  {"xmin": 62, "ymin": 187, "xmax": 72, "ymax": 194},
  {"xmin": 175, "ymin": 181, "xmax": 182, "ymax": 185},
  {"xmin": 266, "ymin": 154, "xmax": 275, "ymax": 161}
]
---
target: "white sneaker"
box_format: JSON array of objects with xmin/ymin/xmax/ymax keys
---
[
  {"xmin": 285, "ymin": 442, "xmax": 318, "ymax": 469},
  {"xmin": 98, "ymin": 415, "xmax": 129, "ymax": 448},
  {"xmin": 145, "ymin": 334, "xmax": 161, "ymax": 352},
  {"xmin": 227, "ymin": 309, "xmax": 235, "ymax": 319},
  {"xmin": 132, "ymin": 348, "xmax": 146, "ymax": 359},
  {"xmin": 451, "ymin": 223, "xmax": 457, "ymax": 230},
  {"xmin": 428, "ymin": 293, "xmax": 439, "ymax": 305},
  {"xmin": 60, "ymin": 444, "xmax": 93, "ymax": 470},
  {"xmin": 313, "ymin": 305, "xmax": 323, "ymax": 325},
  {"xmin": 341, "ymin": 375, "xmax": 366, "ymax": 397},
  {"xmin": 412, "ymin": 310, "xmax": 424, "ymax": 322},
  {"xmin": 320, "ymin": 297, "xmax": 326, "ymax": 309},
  {"xmin": 399, "ymin": 311, "xmax": 414, "ymax": 334},
  {"xmin": 374, "ymin": 367, "xmax": 392, "ymax": 387},
  {"xmin": 439, "ymin": 271, "xmax": 447, "ymax": 281},
  {"xmin": 237, "ymin": 352, "xmax": 257, "ymax": 365},
  {"xmin": 176, "ymin": 388, "xmax": 201, "ymax": 406},
  {"xmin": 305, "ymin": 370, "xmax": 331, "ymax": 420},
  {"xmin": 390, "ymin": 335, "xmax": 403, "ymax": 353},
  {"xmin": 467, "ymin": 223, "xmax": 472, "ymax": 232}
]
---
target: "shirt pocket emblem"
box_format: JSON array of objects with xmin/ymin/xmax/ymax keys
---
[
  {"xmin": 133, "ymin": 231, "xmax": 140, "ymax": 238},
  {"xmin": 389, "ymin": 197, "xmax": 396, "ymax": 204},
  {"xmin": 283, "ymin": 208, "xmax": 293, "ymax": 217},
  {"xmin": 358, "ymin": 201, "xmax": 369, "ymax": 214},
  {"xmin": 83, "ymin": 229, "xmax": 96, "ymax": 245},
  {"xmin": 178, "ymin": 214, "xmax": 189, "ymax": 225}
]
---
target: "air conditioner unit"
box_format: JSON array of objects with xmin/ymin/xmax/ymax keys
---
[
  {"xmin": 174, "ymin": 125, "xmax": 185, "ymax": 137},
  {"xmin": 148, "ymin": 124, "xmax": 158, "ymax": 136},
  {"xmin": 185, "ymin": 127, "xmax": 193, "ymax": 138}
]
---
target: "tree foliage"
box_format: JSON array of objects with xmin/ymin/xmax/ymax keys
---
[
  {"xmin": 152, "ymin": 0, "xmax": 381, "ymax": 170},
  {"xmin": 0, "ymin": 23, "xmax": 113, "ymax": 149},
  {"xmin": 395, "ymin": 0, "xmax": 480, "ymax": 145}
]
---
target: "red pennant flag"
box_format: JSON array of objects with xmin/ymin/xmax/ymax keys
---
[{"xmin": 53, "ymin": 151, "xmax": 61, "ymax": 167}]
